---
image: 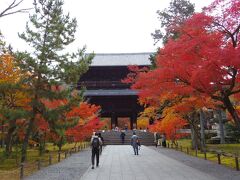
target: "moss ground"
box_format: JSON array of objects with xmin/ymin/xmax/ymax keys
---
[{"xmin": 170, "ymin": 139, "xmax": 240, "ymax": 169}]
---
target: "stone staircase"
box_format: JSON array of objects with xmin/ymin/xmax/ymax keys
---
[{"xmin": 101, "ymin": 130, "xmax": 154, "ymax": 146}]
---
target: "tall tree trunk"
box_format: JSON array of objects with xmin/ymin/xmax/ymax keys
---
[
  {"xmin": 15, "ymin": 141, "xmax": 19, "ymax": 166},
  {"xmin": 217, "ymin": 109, "xmax": 225, "ymax": 144},
  {"xmin": 1, "ymin": 119, "xmax": 4, "ymax": 148},
  {"xmin": 21, "ymin": 90, "xmax": 39, "ymax": 163},
  {"xmin": 199, "ymin": 110, "xmax": 206, "ymax": 151},
  {"xmin": 189, "ymin": 112, "xmax": 201, "ymax": 150},
  {"xmin": 57, "ymin": 136, "xmax": 63, "ymax": 152},
  {"xmin": 190, "ymin": 124, "xmax": 200, "ymax": 149},
  {"xmin": 39, "ymin": 132, "xmax": 46, "ymax": 156},
  {"xmin": 39, "ymin": 136, "xmax": 44, "ymax": 156},
  {"xmin": 223, "ymin": 95, "xmax": 240, "ymax": 131},
  {"xmin": 58, "ymin": 136, "xmax": 63, "ymax": 152},
  {"xmin": 43, "ymin": 132, "xmax": 46, "ymax": 153},
  {"xmin": 5, "ymin": 123, "xmax": 16, "ymax": 156},
  {"xmin": 21, "ymin": 117, "xmax": 35, "ymax": 163}
]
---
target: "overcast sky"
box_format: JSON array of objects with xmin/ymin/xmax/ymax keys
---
[{"xmin": 0, "ymin": 0, "xmax": 214, "ymax": 53}]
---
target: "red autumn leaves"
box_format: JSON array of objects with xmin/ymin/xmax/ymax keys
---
[{"xmin": 125, "ymin": 0, "xmax": 240, "ymax": 139}]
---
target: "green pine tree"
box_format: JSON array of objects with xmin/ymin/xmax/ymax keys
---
[
  {"xmin": 152, "ymin": 0, "xmax": 195, "ymax": 45},
  {"xmin": 0, "ymin": 51, "xmax": 29, "ymax": 156},
  {"xmin": 150, "ymin": 0, "xmax": 195, "ymax": 68},
  {"xmin": 16, "ymin": 0, "xmax": 94, "ymax": 163}
]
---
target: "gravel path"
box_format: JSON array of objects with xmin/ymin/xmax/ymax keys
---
[
  {"xmin": 25, "ymin": 148, "xmax": 91, "ymax": 180},
  {"xmin": 150, "ymin": 146, "xmax": 240, "ymax": 180}
]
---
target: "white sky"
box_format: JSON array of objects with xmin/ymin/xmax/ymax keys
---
[{"xmin": 0, "ymin": 0, "xmax": 214, "ymax": 53}]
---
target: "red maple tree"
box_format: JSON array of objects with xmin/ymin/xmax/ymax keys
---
[
  {"xmin": 66, "ymin": 102, "xmax": 102, "ymax": 142},
  {"xmin": 131, "ymin": 0, "xmax": 240, "ymax": 131}
]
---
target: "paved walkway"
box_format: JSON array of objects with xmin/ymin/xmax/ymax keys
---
[
  {"xmin": 26, "ymin": 145, "xmax": 240, "ymax": 180},
  {"xmin": 150, "ymin": 146, "xmax": 240, "ymax": 180},
  {"xmin": 81, "ymin": 145, "xmax": 240, "ymax": 180},
  {"xmin": 26, "ymin": 149, "xmax": 91, "ymax": 180}
]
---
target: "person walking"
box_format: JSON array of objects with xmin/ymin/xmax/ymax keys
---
[
  {"xmin": 120, "ymin": 130, "xmax": 126, "ymax": 144},
  {"xmin": 154, "ymin": 132, "xmax": 157, "ymax": 147},
  {"xmin": 162, "ymin": 133, "xmax": 167, "ymax": 148},
  {"xmin": 154, "ymin": 132, "xmax": 160, "ymax": 147},
  {"xmin": 131, "ymin": 131, "xmax": 139, "ymax": 155},
  {"xmin": 124, "ymin": 124, "xmax": 128, "ymax": 131},
  {"xmin": 157, "ymin": 132, "xmax": 161, "ymax": 147},
  {"xmin": 90, "ymin": 132, "xmax": 102, "ymax": 169},
  {"xmin": 98, "ymin": 132, "xmax": 104, "ymax": 155}
]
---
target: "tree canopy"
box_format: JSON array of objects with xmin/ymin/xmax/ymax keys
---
[
  {"xmin": 127, "ymin": 0, "xmax": 240, "ymax": 141},
  {"xmin": 15, "ymin": 0, "xmax": 94, "ymax": 163}
]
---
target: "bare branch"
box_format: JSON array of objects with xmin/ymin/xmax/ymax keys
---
[
  {"xmin": 227, "ymin": 68, "xmax": 237, "ymax": 93},
  {"xmin": 213, "ymin": 21, "xmax": 238, "ymax": 47},
  {"xmin": 230, "ymin": 89, "xmax": 240, "ymax": 96},
  {"xmin": 0, "ymin": 0, "xmax": 31, "ymax": 18}
]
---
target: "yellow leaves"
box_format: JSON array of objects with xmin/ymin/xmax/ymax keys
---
[
  {"xmin": 137, "ymin": 117, "xmax": 149, "ymax": 129},
  {"xmin": 78, "ymin": 119, "xmax": 85, "ymax": 126},
  {"xmin": 160, "ymin": 92, "xmax": 178, "ymax": 103},
  {"xmin": 0, "ymin": 53, "xmax": 30, "ymax": 109},
  {"xmin": 139, "ymin": 106, "xmax": 157, "ymax": 120},
  {"xmin": 0, "ymin": 54, "xmax": 21, "ymax": 84}
]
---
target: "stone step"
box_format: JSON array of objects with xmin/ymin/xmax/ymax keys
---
[{"xmin": 100, "ymin": 130, "xmax": 154, "ymax": 146}]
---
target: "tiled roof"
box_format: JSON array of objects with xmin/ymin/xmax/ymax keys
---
[
  {"xmin": 91, "ymin": 52, "xmax": 152, "ymax": 66},
  {"xmin": 84, "ymin": 89, "xmax": 138, "ymax": 96}
]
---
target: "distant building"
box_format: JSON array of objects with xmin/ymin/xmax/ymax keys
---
[{"xmin": 78, "ymin": 53, "xmax": 151, "ymax": 129}]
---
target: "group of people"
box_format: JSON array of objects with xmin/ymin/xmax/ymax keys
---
[
  {"xmin": 113, "ymin": 124, "xmax": 128, "ymax": 132},
  {"xmin": 154, "ymin": 132, "xmax": 166, "ymax": 148},
  {"xmin": 90, "ymin": 131, "xmax": 166, "ymax": 169},
  {"xmin": 90, "ymin": 131, "xmax": 141, "ymax": 169}
]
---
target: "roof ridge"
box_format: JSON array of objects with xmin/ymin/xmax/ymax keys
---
[
  {"xmin": 90, "ymin": 52, "xmax": 152, "ymax": 66},
  {"xmin": 94, "ymin": 52, "xmax": 153, "ymax": 56}
]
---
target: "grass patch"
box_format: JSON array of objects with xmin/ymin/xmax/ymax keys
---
[
  {"xmin": 0, "ymin": 142, "xmax": 89, "ymax": 180},
  {"xmin": 168, "ymin": 139, "xmax": 240, "ymax": 170}
]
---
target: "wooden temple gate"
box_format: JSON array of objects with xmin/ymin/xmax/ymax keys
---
[{"xmin": 78, "ymin": 65, "xmax": 143, "ymax": 129}]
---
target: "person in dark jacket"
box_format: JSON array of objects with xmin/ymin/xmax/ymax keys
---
[
  {"xmin": 162, "ymin": 133, "xmax": 167, "ymax": 147},
  {"xmin": 120, "ymin": 130, "xmax": 126, "ymax": 144},
  {"xmin": 98, "ymin": 132, "xmax": 104, "ymax": 154},
  {"xmin": 90, "ymin": 132, "xmax": 102, "ymax": 169}
]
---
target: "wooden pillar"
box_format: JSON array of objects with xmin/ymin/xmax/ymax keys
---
[
  {"xmin": 111, "ymin": 112, "xmax": 117, "ymax": 129},
  {"xmin": 131, "ymin": 113, "xmax": 137, "ymax": 130},
  {"xmin": 115, "ymin": 115, "xmax": 118, "ymax": 127},
  {"xmin": 130, "ymin": 116, "xmax": 133, "ymax": 130}
]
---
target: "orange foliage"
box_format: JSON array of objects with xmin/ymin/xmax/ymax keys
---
[
  {"xmin": 0, "ymin": 53, "xmax": 30, "ymax": 108},
  {"xmin": 0, "ymin": 54, "xmax": 20, "ymax": 83},
  {"xmin": 60, "ymin": 101, "xmax": 101, "ymax": 142},
  {"xmin": 124, "ymin": 0, "xmax": 240, "ymax": 138},
  {"xmin": 66, "ymin": 117, "xmax": 104, "ymax": 142},
  {"xmin": 137, "ymin": 118, "xmax": 149, "ymax": 129},
  {"xmin": 67, "ymin": 102, "xmax": 100, "ymax": 120},
  {"xmin": 40, "ymin": 98, "xmax": 101, "ymax": 142}
]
